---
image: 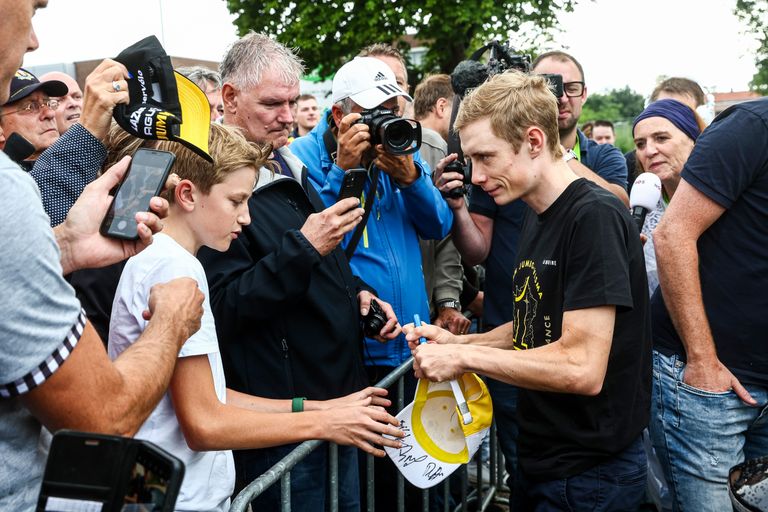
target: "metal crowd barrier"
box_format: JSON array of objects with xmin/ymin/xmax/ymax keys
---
[{"xmin": 229, "ymin": 357, "xmax": 507, "ymax": 512}]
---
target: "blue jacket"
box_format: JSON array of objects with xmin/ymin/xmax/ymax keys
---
[{"xmin": 291, "ymin": 115, "xmax": 453, "ymax": 366}]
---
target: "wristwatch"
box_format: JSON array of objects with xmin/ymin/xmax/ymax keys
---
[
  {"xmin": 437, "ymin": 300, "xmax": 461, "ymax": 311},
  {"xmin": 563, "ymin": 149, "xmax": 578, "ymax": 162}
]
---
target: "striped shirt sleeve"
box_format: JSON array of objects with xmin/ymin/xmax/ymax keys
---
[{"xmin": 0, "ymin": 310, "xmax": 87, "ymax": 398}]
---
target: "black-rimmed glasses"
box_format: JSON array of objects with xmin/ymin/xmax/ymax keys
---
[{"xmin": 563, "ymin": 81, "xmax": 585, "ymax": 97}]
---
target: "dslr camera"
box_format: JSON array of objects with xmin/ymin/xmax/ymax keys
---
[
  {"xmin": 538, "ymin": 73, "xmax": 564, "ymax": 98},
  {"xmin": 361, "ymin": 299, "xmax": 387, "ymax": 338},
  {"xmin": 355, "ymin": 108, "xmax": 422, "ymax": 156},
  {"xmin": 442, "ymin": 159, "xmax": 473, "ymax": 199}
]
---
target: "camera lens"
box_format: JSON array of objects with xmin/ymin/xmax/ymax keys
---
[{"xmin": 382, "ymin": 119, "xmax": 413, "ymax": 151}]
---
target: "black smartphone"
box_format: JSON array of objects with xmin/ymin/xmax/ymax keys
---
[
  {"xmin": 338, "ymin": 168, "xmax": 367, "ymax": 202},
  {"xmin": 37, "ymin": 430, "xmax": 184, "ymax": 512},
  {"xmin": 100, "ymin": 148, "xmax": 176, "ymax": 240}
]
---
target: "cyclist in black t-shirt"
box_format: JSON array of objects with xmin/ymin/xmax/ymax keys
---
[{"xmin": 405, "ymin": 71, "xmax": 651, "ymax": 512}]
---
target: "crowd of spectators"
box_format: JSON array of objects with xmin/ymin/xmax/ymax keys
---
[{"xmin": 2, "ymin": 2, "xmax": 767, "ymax": 511}]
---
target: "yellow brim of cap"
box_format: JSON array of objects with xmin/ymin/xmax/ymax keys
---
[{"xmin": 173, "ymin": 71, "xmax": 212, "ymax": 162}]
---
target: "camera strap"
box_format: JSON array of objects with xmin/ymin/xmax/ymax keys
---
[
  {"xmin": 323, "ymin": 121, "xmax": 339, "ymax": 163},
  {"xmin": 322, "ymin": 124, "xmax": 379, "ymax": 260}
]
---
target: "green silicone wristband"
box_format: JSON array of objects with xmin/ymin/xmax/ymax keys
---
[{"xmin": 292, "ymin": 397, "xmax": 306, "ymax": 413}]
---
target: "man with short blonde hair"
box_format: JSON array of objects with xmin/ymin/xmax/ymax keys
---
[
  {"xmin": 455, "ymin": 71, "xmax": 562, "ymax": 156},
  {"xmin": 409, "ymin": 70, "xmax": 650, "ymax": 511}
]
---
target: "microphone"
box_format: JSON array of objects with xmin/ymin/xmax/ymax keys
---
[
  {"xmin": 451, "ymin": 60, "xmax": 489, "ymax": 97},
  {"xmin": 3, "ymin": 132, "xmax": 35, "ymax": 166},
  {"xmin": 629, "ymin": 172, "xmax": 662, "ymax": 233}
]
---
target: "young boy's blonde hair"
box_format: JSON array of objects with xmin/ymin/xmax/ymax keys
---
[
  {"xmin": 103, "ymin": 122, "xmax": 270, "ymax": 202},
  {"xmin": 454, "ymin": 71, "xmax": 563, "ymax": 159}
]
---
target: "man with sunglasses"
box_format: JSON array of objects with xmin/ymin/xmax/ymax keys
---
[
  {"xmin": 436, "ymin": 50, "xmax": 629, "ymax": 504},
  {"xmin": 0, "ymin": 68, "xmax": 66, "ymax": 169}
]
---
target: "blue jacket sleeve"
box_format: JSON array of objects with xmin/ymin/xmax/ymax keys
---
[
  {"xmin": 396, "ymin": 157, "xmax": 453, "ymax": 240},
  {"xmin": 291, "ymin": 131, "xmax": 453, "ymax": 239}
]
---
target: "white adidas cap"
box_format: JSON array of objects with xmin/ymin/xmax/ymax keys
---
[{"xmin": 331, "ymin": 57, "xmax": 413, "ymax": 109}]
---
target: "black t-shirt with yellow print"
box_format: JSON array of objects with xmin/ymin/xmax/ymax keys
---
[{"xmin": 512, "ymin": 178, "xmax": 651, "ymax": 480}]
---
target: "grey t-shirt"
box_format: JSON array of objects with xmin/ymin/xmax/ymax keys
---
[{"xmin": 0, "ymin": 152, "xmax": 82, "ymax": 510}]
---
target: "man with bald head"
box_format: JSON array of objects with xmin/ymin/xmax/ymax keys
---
[{"xmin": 40, "ymin": 70, "xmax": 82, "ymax": 133}]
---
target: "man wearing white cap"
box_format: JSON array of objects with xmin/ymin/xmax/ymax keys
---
[
  {"xmin": 292, "ymin": 57, "xmax": 451, "ymax": 376},
  {"xmin": 291, "ymin": 54, "xmax": 452, "ymax": 446}
]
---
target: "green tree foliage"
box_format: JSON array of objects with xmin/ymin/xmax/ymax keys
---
[
  {"xmin": 735, "ymin": 0, "xmax": 768, "ymax": 94},
  {"xmin": 225, "ymin": 0, "xmax": 578, "ymax": 83},
  {"xmin": 581, "ymin": 86, "xmax": 644, "ymax": 123},
  {"xmin": 580, "ymin": 86, "xmax": 644, "ymax": 153}
]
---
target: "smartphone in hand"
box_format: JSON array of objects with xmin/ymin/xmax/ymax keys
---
[
  {"xmin": 100, "ymin": 148, "xmax": 176, "ymax": 240},
  {"xmin": 338, "ymin": 168, "xmax": 367, "ymax": 203}
]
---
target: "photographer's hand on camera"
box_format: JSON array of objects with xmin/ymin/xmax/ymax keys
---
[
  {"xmin": 358, "ymin": 291, "xmax": 402, "ymax": 342},
  {"xmin": 335, "ymin": 112, "xmax": 371, "ymax": 171},
  {"xmin": 435, "ymin": 153, "xmax": 468, "ymax": 209},
  {"xmin": 300, "ymin": 198, "xmax": 364, "ymax": 256},
  {"xmin": 374, "ymin": 145, "xmax": 419, "ymax": 186}
]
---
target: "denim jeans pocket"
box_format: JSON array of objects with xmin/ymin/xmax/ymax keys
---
[
  {"xmin": 612, "ymin": 465, "xmax": 648, "ymax": 486},
  {"xmin": 674, "ymin": 359, "xmax": 734, "ymax": 399},
  {"xmin": 678, "ymin": 379, "xmax": 734, "ymax": 398}
]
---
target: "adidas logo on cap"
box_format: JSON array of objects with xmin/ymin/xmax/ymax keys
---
[{"xmin": 373, "ymin": 71, "xmax": 387, "ymax": 81}]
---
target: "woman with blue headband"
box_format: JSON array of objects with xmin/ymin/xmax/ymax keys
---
[{"xmin": 632, "ymin": 98, "xmax": 706, "ymax": 294}]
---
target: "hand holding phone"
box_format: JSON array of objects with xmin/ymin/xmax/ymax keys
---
[
  {"xmin": 100, "ymin": 148, "xmax": 176, "ymax": 240},
  {"xmin": 338, "ymin": 168, "xmax": 367, "ymax": 203}
]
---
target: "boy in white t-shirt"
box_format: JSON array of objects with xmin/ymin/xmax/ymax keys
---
[{"xmin": 108, "ymin": 124, "xmax": 403, "ymax": 512}]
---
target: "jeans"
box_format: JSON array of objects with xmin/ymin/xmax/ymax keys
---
[
  {"xmin": 512, "ymin": 435, "xmax": 647, "ymax": 512},
  {"xmin": 235, "ymin": 443, "xmax": 360, "ymax": 512},
  {"xmin": 649, "ymin": 350, "xmax": 768, "ymax": 512}
]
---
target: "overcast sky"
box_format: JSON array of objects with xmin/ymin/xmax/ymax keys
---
[{"xmin": 23, "ymin": 0, "xmax": 758, "ymax": 96}]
